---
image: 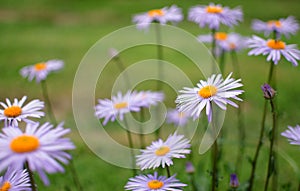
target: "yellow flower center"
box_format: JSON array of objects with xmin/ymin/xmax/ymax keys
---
[
  {"xmin": 268, "ymin": 20, "xmax": 282, "ymax": 28},
  {"xmin": 0, "ymin": 182, "xmax": 11, "ymax": 191},
  {"xmin": 206, "ymin": 6, "xmax": 223, "ymax": 14},
  {"xmin": 267, "ymin": 39, "xmax": 285, "ymax": 50},
  {"xmin": 198, "ymin": 85, "xmax": 218, "ymax": 99},
  {"xmin": 114, "ymin": 102, "xmax": 128, "ymax": 109},
  {"xmin": 4, "ymin": 106, "xmax": 22, "ymax": 118},
  {"xmin": 34, "ymin": 62, "xmax": 47, "ymax": 71},
  {"xmin": 215, "ymin": 32, "xmax": 228, "ymax": 41},
  {"xmin": 148, "ymin": 180, "xmax": 164, "ymax": 189},
  {"xmin": 155, "ymin": 146, "xmax": 170, "ymax": 156},
  {"xmin": 148, "ymin": 9, "xmax": 165, "ymax": 17},
  {"xmin": 10, "ymin": 135, "xmax": 40, "ymax": 153}
]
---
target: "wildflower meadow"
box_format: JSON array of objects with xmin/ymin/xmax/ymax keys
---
[{"xmin": 1, "ymin": 0, "xmax": 300, "ymax": 191}]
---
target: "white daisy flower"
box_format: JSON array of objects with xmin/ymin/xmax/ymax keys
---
[
  {"xmin": 248, "ymin": 35, "xmax": 300, "ymax": 66},
  {"xmin": 125, "ymin": 172, "xmax": 187, "ymax": 191},
  {"xmin": 0, "ymin": 122, "xmax": 75, "ymax": 185},
  {"xmin": 132, "ymin": 5, "xmax": 183, "ymax": 30},
  {"xmin": 0, "ymin": 167, "xmax": 31, "ymax": 191},
  {"xmin": 95, "ymin": 91, "xmax": 141, "ymax": 125},
  {"xmin": 0, "ymin": 96, "xmax": 44, "ymax": 127},
  {"xmin": 20, "ymin": 60, "xmax": 64, "ymax": 83},
  {"xmin": 175, "ymin": 73, "xmax": 243, "ymax": 122},
  {"xmin": 252, "ymin": 16, "xmax": 299, "ymax": 38},
  {"xmin": 136, "ymin": 133, "xmax": 190, "ymax": 170},
  {"xmin": 188, "ymin": 3, "xmax": 243, "ymax": 30}
]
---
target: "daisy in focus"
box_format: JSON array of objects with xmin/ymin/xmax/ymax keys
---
[
  {"xmin": 20, "ymin": 60, "xmax": 64, "ymax": 83},
  {"xmin": 132, "ymin": 90, "xmax": 164, "ymax": 108},
  {"xmin": 0, "ymin": 167, "xmax": 31, "ymax": 191},
  {"xmin": 176, "ymin": 73, "xmax": 243, "ymax": 122},
  {"xmin": 132, "ymin": 5, "xmax": 183, "ymax": 30},
  {"xmin": 252, "ymin": 16, "xmax": 299, "ymax": 38},
  {"xmin": 247, "ymin": 35, "xmax": 300, "ymax": 66},
  {"xmin": 0, "ymin": 96, "xmax": 44, "ymax": 127},
  {"xmin": 188, "ymin": 3, "xmax": 243, "ymax": 30},
  {"xmin": 281, "ymin": 125, "xmax": 300, "ymax": 145},
  {"xmin": 0, "ymin": 122, "xmax": 75, "ymax": 185},
  {"xmin": 166, "ymin": 108, "xmax": 190, "ymax": 127},
  {"xmin": 125, "ymin": 172, "xmax": 186, "ymax": 191},
  {"xmin": 95, "ymin": 91, "xmax": 141, "ymax": 125},
  {"xmin": 136, "ymin": 133, "xmax": 190, "ymax": 170}
]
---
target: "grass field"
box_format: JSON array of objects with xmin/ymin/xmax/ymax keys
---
[{"xmin": 1, "ymin": 0, "xmax": 300, "ymax": 190}]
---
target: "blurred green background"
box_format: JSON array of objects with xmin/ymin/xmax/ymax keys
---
[{"xmin": 0, "ymin": 0, "xmax": 300, "ymax": 190}]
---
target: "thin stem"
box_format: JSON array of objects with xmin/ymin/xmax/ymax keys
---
[
  {"xmin": 41, "ymin": 80, "xmax": 57, "ymax": 125},
  {"xmin": 139, "ymin": 108, "xmax": 146, "ymax": 149},
  {"xmin": 123, "ymin": 117, "xmax": 137, "ymax": 176},
  {"xmin": 166, "ymin": 165, "xmax": 171, "ymax": 178},
  {"xmin": 264, "ymin": 97, "xmax": 277, "ymax": 191},
  {"xmin": 155, "ymin": 23, "xmax": 163, "ymax": 91},
  {"xmin": 114, "ymin": 56, "xmax": 131, "ymax": 90},
  {"xmin": 69, "ymin": 158, "xmax": 83, "ymax": 191},
  {"xmin": 189, "ymin": 174, "xmax": 198, "ymax": 191},
  {"xmin": 211, "ymin": 29, "xmax": 217, "ymax": 73},
  {"xmin": 212, "ymin": 139, "xmax": 218, "ymax": 191},
  {"xmin": 25, "ymin": 161, "xmax": 37, "ymax": 191},
  {"xmin": 219, "ymin": 49, "xmax": 226, "ymax": 75},
  {"xmin": 248, "ymin": 62, "xmax": 275, "ymax": 191}
]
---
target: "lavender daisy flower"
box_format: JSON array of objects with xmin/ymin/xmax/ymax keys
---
[
  {"xmin": 133, "ymin": 5, "xmax": 183, "ymax": 30},
  {"xmin": 188, "ymin": 3, "xmax": 243, "ymax": 30},
  {"xmin": 136, "ymin": 133, "xmax": 190, "ymax": 170},
  {"xmin": 125, "ymin": 172, "xmax": 187, "ymax": 191},
  {"xmin": 0, "ymin": 122, "xmax": 75, "ymax": 185},
  {"xmin": 281, "ymin": 125, "xmax": 300, "ymax": 145},
  {"xmin": 0, "ymin": 167, "xmax": 31, "ymax": 191},
  {"xmin": 132, "ymin": 90, "xmax": 164, "ymax": 108},
  {"xmin": 176, "ymin": 73, "xmax": 243, "ymax": 122},
  {"xmin": 252, "ymin": 16, "xmax": 299, "ymax": 38},
  {"xmin": 166, "ymin": 108, "xmax": 190, "ymax": 127},
  {"xmin": 248, "ymin": 35, "xmax": 300, "ymax": 66},
  {"xmin": 198, "ymin": 32, "xmax": 247, "ymax": 52},
  {"xmin": 0, "ymin": 96, "xmax": 44, "ymax": 127},
  {"xmin": 20, "ymin": 60, "xmax": 64, "ymax": 83},
  {"xmin": 95, "ymin": 91, "xmax": 141, "ymax": 125}
]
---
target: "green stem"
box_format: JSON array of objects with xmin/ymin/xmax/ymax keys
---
[
  {"xmin": 114, "ymin": 56, "xmax": 131, "ymax": 90},
  {"xmin": 25, "ymin": 161, "xmax": 37, "ymax": 191},
  {"xmin": 264, "ymin": 97, "xmax": 277, "ymax": 191},
  {"xmin": 139, "ymin": 108, "xmax": 146, "ymax": 149},
  {"xmin": 219, "ymin": 49, "xmax": 226, "ymax": 75},
  {"xmin": 189, "ymin": 173, "xmax": 198, "ymax": 191},
  {"xmin": 123, "ymin": 117, "xmax": 137, "ymax": 176},
  {"xmin": 212, "ymin": 139, "xmax": 218, "ymax": 191},
  {"xmin": 69, "ymin": 158, "xmax": 83, "ymax": 191},
  {"xmin": 166, "ymin": 165, "xmax": 171, "ymax": 178},
  {"xmin": 247, "ymin": 62, "xmax": 275, "ymax": 191},
  {"xmin": 41, "ymin": 80, "xmax": 57, "ymax": 125},
  {"xmin": 155, "ymin": 23, "xmax": 163, "ymax": 91},
  {"xmin": 211, "ymin": 29, "xmax": 217, "ymax": 73}
]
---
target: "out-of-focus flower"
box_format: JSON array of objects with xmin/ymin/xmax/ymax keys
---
[
  {"xmin": 0, "ymin": 167, "xmax": 31, "ymax": 191},
  {"xmin": 132, "ymin": 5, "xmax": 183, "ymax": 30},
  {"xmin": 230, "ymin": 173, "xmax": 239, "ymax": 188},
  {"xmin": 136, "ymin": 133, "xmax": 190, "ymax": 170},
  {"xmin": 166, "ymin": 108, "xmax": 190, "ymax": 127},
  {"xmin": 95, "ymin": 91, "xmax": 141, "ymax": 125},
  {"xmin": 281, "ymin": 125, "xmax": 300, "ymax": 145},
  {"xmin": 132, "ymin": 90, "xmax": 164, "ymax": 108},
  {"xmin": 261, "ymin": 83, "xmax": 276, "ymax": 99},
  {"xmin": 248, "ymin": 35, "xmax": 300, "ymax": 66},
  {"xmin": 252, "ymin": 16, "xmax": 299, "ymax": 38},
  {"xmin": 188, "ymin": 3, "xmax": 242, "ymax": 30},
  {"xmin": 185, "ymin": 161, "xmax": 195, "ymax": 174},
  {"xmin": 176, "ymin": 73, "xmax": 243, "ymax": 122},
  {"xmin": 125, "ymin": 172, "xmax": 187, "ymax": 191},
  {"xmin": 20, "ymin": 60, "xmax": 64, "ymax": 83},
  {"xmin": 0, "ymin": 96, "xmax": 44, "ymax": 127},
  {"xmin": 0, "ymin": 122, "xmax": 75, "ymax": 185}
]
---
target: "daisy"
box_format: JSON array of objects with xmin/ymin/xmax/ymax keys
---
[
  {"xmin": 248, "ymin": 35, "xmax": 300, "ymax": 66},
  {"xmin": 281, "ymin": 125, "xmax": 300, "ymax": 145},
  {"xmin": 132, "ymin": 90, "xmax": 165, "ymax": 108},
  {"xmin": 132, "ymin": 5, "xmax": 183, "ymax": 30},
  {"xmin": 166, "ymin": 108, "xmax": 190, "ymax": 127},
  {"xmin": 0, "ymin": 122, "xmax": 75, "ymax": 185},
  {"xmin": 188, "ymin": 3, "xmax": 243, "ymax": 30},
  {"xmin": 0, "ymin": 167, "xmax": 31, "ymax": 191},
  {"xmin": 175, "ymin": 73, "xmax": 243, "ymax": 122},
  {"xmin": 95, "ymin": 91, "xmax": 141, "ymax": 125},
  {"xmin": 125, "ymin": 172, "xmax": 186, "ymax": 191},
  {"xmin": 20, "ymin": 60, "xmax": 64, "ymax": 83},
  {"xmin": 0, "ymin": 96, "xmax": 44, "ymax": 127},
  {"xmin": 252, "ymin": 16, "xmax": 299, "ymax": 38},
  {"xmin": 136, "ymin": 133, "xmax": 190, "ymax": 170}
]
